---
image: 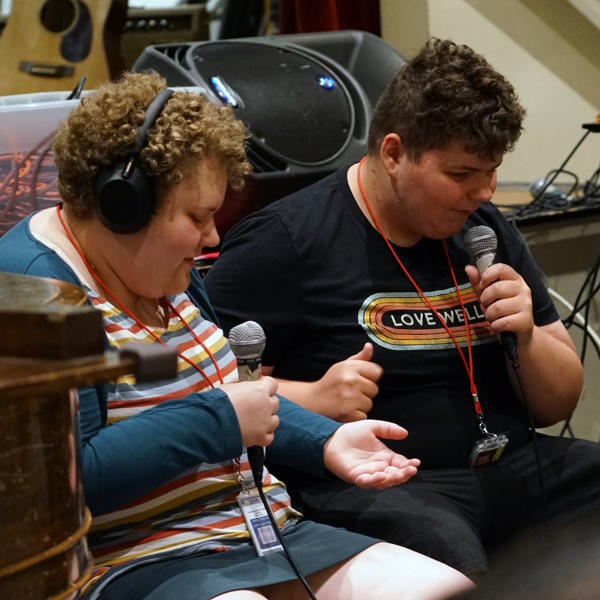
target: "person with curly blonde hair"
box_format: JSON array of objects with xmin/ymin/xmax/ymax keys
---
[
  {"xmin": 53, "ymin": 71, "xmax": 250, "ymax": 219},
  {"xmin": 0, "ymin": 72, "xmax": 472, "ymax": 599}
]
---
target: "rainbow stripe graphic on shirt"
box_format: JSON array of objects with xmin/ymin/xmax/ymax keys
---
[{"xmin": 359, "ymin": 282, "xmax": 497, "ymax": 351}]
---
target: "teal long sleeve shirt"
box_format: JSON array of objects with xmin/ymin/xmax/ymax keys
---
[{"xmin": 0, "ymin": 215, "xmax": 340, "ymax": 515}]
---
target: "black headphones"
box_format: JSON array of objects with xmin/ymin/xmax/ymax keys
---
[{"xmin": 95, "ymin": 88, "xmax": 174, "ymax": 234}]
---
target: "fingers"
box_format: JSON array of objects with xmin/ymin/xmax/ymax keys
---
[
  {"xmin": 225, "ymin": 378, "xmax": 281, "ymax": 448},
  {"xmin": 351, "ymin": 377, "xmax": 379, "ymax": 402},
  {"xmin": 473, "ymin": 263, "xmax": 533, "ymax": 336},
  {"xmin": 483, "ymin": 294, "xmax": 531, "ymax": 322},
  {"xmin": 259, "ymin": 375, "xmax": 278, "ymax": 396},
  {"xmin": 389, "ymin": 456, "xmax": 421, "ymax": 469},
  {"xmin": 354, "ymin": 464, "xmax": 419, "ymax": 489},
  {"xmin": 366, "ymin": 420, "xmax": 409, "ymax": 441},
  {"xmin": 356, "ymin": 360, "xmax": 383, "ymax": 384},
  {"xmin": 479, "ymin": 278, "xmax": 527, "ymax": 308},
  {"xmin": 478, "ymin": 276, "xmax": 533, "ymax": 338},
  {"xmin": 255, "ymin": 400, "xmax": 279, "ymax": 447},
  {"xmin": 478, "ymin": 262, "xmax": 519, "ymax": 288}
]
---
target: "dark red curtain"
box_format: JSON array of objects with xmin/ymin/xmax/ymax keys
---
[{"xmin": 277, "ymin": 0, "xmax": 381, "ymax": 35}]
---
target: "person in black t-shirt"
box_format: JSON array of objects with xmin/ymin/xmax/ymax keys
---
[{"xmin": 205, "ymin": 39, "xmax": 600, "ymax": 575}]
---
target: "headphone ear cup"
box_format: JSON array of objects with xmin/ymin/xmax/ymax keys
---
[{"xmin": 95, "ymin": 162, "xmax": 156, "ymax": 234}]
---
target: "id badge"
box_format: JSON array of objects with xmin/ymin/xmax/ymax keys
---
[
  {"xmin": 469, "ymin": 432, "xmax": 509, "ymax": 467},
  {"xmin": 237, "ymin": 489, "xmax": 284, "ymax": 556}
]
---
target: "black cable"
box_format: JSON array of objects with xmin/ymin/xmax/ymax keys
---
[
  {"xmin": 516, "ymin": 129, "xmax": 591, "ymax": 218},
  {"xmin": 509, "ymin": 353, "xmax": 548, "ymax": 527},
  {"xmin": 558, "ymin": 250, "xmax": 600, "ymax": 438},
  {"xmin": 559, "ymin": 318, "xmax": 600, "ymax": 437},
  {"xmin": 67, "ymin": 76, "xmax": 87, "ymax": 100},
  {"xmin": 0, "ymin": 130, "xmax": 57, "ymax": 223},
  {"xmin": 567, "ymin": 321, "xmax": 600, "ymax": 361},
  {"xmin": 563, "ymin": 252, "xmax": 600, "ymax": 329},
  {"xmin": 249, "ymin": 452, "xmax": 317, "ymax": 600},
  {"xmin": 559, "ymin": 419, "xmax": 576, "ymax": 439},
  {"xmin": 527, "ymin": 169, "xmax": 580, "ymax": 213},
  {"xmin": 578, "ymin": 255, "xmax": 598, "ymax": 367},
  {"xmin": 583, "ymin": 165, "xmax": 600, "ymax": 198}
]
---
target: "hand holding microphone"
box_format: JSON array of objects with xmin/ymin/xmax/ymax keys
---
[
  {"xmin": 222, "ymin": 378, "xmax": 279, "ymax": 448},
  {"xmin": 464, "ymin": 225, "xmax": 534, "ymax": 360}
]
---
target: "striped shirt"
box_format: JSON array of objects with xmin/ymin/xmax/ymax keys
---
[{"xmin": 85, "ymin": 290, "xmax": 300, "ymax": 586}]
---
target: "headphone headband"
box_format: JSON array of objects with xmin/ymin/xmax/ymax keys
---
[{"xmin": 131, "ymin": 88, "xmax": 174, "ymax": 156}]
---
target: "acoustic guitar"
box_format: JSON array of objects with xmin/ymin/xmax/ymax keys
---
[{"xmin": 0, "ymin": 0, "xmax": 127, "ymax": 95}]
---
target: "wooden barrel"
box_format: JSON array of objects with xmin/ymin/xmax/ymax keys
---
[{"xmin": 0, "ymin": 273, "xmax": 141, "ymax": 599}]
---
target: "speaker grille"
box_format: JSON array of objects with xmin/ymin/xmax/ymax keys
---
[
  {"xmin": 190, "ymin": 42, "xmax": 354, "ymax": 165},
  {"xmin": 246, "ymin": 139, "xmax": 287, "ymax": 173}
]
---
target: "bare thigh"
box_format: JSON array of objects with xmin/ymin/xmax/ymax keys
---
[
  {"xmin": 254, "ymin": 543, "xmax": 474, "ymax": 600},
  {"xmin": 212, "ymin": 591, "xmax": 268, "ymax": 599}
]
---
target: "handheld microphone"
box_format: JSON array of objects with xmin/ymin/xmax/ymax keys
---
[
  {"xmin": 464, "ymin": 225, "xmax": 518, "ymax": 360},
  {"xmin": 228, "ymin": 320, "xmax": 267, "ymax": 486}
]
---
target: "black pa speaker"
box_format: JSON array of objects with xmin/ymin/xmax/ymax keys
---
[{"xmin": 132, "ymin": 31, "xmax": 405, "ymax": 234}]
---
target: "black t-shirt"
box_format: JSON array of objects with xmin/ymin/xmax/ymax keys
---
[{"xmin": 206, "ymin": 169, "xmax": 559, "ymax": 469}]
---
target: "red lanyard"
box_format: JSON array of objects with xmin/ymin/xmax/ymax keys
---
[
  {"xmin": 56, "ymin": 204, "xmax": 224, "ymax": 389},
  {"xmin": 356, "ymin": 158, "xmax": 486, "ymax": 422}
]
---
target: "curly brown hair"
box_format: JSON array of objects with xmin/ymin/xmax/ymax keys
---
[
  {"xmin": 53, "ymin": 71, "xmax": 251, "ymax": 218},
  {"xmin": 368, "ymin": 38, "xmax": 525, "ymax": 160}
]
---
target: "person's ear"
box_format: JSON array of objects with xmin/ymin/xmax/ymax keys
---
[{"xmin": 379, "ymin": 133, "xmax": 405, "ymax": 176}]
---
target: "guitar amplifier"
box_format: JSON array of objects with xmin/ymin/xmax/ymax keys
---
[{"xmin": 122, "ymin": 5, "xmax": 209, "ymax": 70}]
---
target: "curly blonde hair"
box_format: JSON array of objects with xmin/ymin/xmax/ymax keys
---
[{"xmin": 53, "ymin": 71, "xmax": 251, "ymax": 218}]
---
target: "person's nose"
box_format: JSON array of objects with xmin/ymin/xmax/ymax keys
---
[
  {"xmin": 469, "ymin": 172, "xmax": 496, "ymax": 206},
  {"xmin": 201, "ymin": 219, "xmax": 220, "ymax": 250}
]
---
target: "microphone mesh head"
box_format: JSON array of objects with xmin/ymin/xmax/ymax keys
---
[
  {"xmin": 228, "ymin": 320, "xmax": 266, "ymax": 359},
  {"xmin": 464, "ymin": 225, "xmax": 497, "ymax": 262}
]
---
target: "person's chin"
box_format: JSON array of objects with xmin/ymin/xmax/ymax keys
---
[
  {"xmin": 429, "ymin": 224, "xmax": 465, "ymax": 239},
  {"xmin": 446, "ymin": 212, "xmax": 471, "ymax": 234},
  {"xmin": 166, "ymin": 270, "xmax": 192, "ymax": 296}
]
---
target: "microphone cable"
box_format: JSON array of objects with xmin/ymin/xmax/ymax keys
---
[
  {"xmin": 229, "ymin": 321, "xmax": 317, "ymax": 599},
  {"xmin": 505, "ymin": 349, "xmax": 548, "ymax": 528},
  {"xmin": 248, "ymin": 452, "xmax": 318, "ymax": 600}
]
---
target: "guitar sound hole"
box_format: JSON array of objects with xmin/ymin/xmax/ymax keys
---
[{"xmin": 40, "ymin": 0, "xmax": 76, "ymax": 34}]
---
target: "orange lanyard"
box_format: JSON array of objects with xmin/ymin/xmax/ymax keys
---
[
  {"xmin": 56, "ymin": 204, "xmax": 224, "ymax": 389},
  {"xmin": 357, "ymin": 158, "xmax": 489, "ymax": 427}
]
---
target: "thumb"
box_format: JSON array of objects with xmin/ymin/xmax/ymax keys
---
[
  {"xmin": 348, "ymin": 342, "xmax": 373, "ymax": 362},
  {"xmin": 367, "ymin": 420, "xmax": 409, "ymax": 441},
  {"xmin": 465, "ymin": 264, "xmax": 481, "ymax": 289}
]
